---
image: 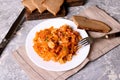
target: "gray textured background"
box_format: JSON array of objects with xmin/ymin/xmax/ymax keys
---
[{"xmin": 0, "ymin": 0, "xmax": 120, "ymax": 80}]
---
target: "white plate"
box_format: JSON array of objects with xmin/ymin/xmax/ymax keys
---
[{"xmin": 25, "ymin": 18, "xmax": 90, "ymax": 71}]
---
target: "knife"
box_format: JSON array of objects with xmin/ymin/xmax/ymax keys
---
[
  {"xmin": 104, "ymin": 31, "xmax": 120, "ymax": 39},
  {"xmin": 0, "ymin": 8, "xmax": 26, "ymax": 57}
]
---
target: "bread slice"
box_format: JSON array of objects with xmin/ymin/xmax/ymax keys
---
[
  {"xmin": 31, "ymin": 0, "xmax": 46, "ymax": 13},
  {"xmin": 43, "ymin": 0, "xmax": 64, "ymax": 16},
  {"xmin": 22, "ymin": 0, "xmax": 36, "ymax": 12},
  {"xmin": 72, "ymin": 16, "xmax": 111, "ymax": 33},
  {"xmin": 26, "ymin": 5, "xmax": 66, "ymax": 20}
]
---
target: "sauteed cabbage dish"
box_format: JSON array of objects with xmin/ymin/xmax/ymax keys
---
[{"xmin": 33, "ymin": 24, "xmax": 82, "ymax": 64}]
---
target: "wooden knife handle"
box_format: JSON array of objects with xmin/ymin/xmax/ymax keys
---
[{"xmin": 105, "ymin": 31, "xmax": 120, "ymax": 38}]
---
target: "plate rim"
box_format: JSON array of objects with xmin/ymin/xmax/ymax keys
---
[{"xmin": 25, "ymin": 18, "xmax": 90, "ymax": 71}]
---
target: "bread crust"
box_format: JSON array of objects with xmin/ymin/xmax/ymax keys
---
[
  {"xmin": 22, "ymin": 0, "xmax": 36, "ymax": 12},
  {"xmin": 72, "ymin": 16, "xmax": 111, "ymax": 33},
  {"xmin": 31, "ymin": 0, "xmax": 46, "ymax": 13},
  {"xmin": 43, "ymin": 0, "xmax": 64, "ymax": 16}
]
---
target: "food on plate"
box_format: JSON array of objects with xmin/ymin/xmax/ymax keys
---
[
  {"xmin": 31, "ymin": 0, "xmax": 46, "ymax": 13},
  {"xmin": 33, "ymin": 24, "xmax": 82, "ymax": 64},
  {"xmin": 72, "ymin": 16, "xmax": 111, "ymax": 33},
  {"xmin": 22, "ymin": 0, "xmax": 36, "ymax": 12},
  {"xmin": 42, "ymin": 0, "xmax": 64, "ymax": 16}
]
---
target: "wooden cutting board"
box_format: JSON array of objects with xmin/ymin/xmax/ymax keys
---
[
  {"xmin": 65, "ymin": 0, "xmax": 85, "ymax": 7},
  {"xmin": 26, "ymin": 0, "xmax": 85, "ymax": 20},
  {"xmin": 13, "ymin": 6, "xmax": 120, "ymax": 80}
]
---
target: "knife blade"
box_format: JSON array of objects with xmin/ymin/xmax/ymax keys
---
[{"xmin": 0, "ymin": 8, "xmax": 26, "ymax": 57}]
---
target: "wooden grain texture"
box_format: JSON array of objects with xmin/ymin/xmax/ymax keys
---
[
  {"xmin": 65, "ymin": 0, "xmax": 85, "ymax": 7},
  {"xmin": 13, "ymin": 6, "xmax": 120, "ymax": 80}
]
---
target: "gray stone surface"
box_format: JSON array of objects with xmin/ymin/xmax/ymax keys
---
[{"xmin": 0, "ymin": 0, "xmax": 120, "ymax": 80}]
